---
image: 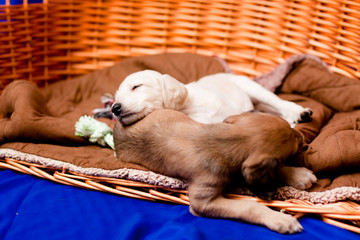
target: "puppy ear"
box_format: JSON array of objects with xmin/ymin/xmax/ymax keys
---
[
  {"xmin": 159, "ymin": 74, "xmax": 188, "ymax": 110},
  {"xmin": 242, "ymin": 156, "xmax": 280, "ymax": 200}
]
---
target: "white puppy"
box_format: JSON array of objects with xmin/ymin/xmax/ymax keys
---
[{"xmin": 112, "ymin": 70, "xmax": 312, "ymax": 127}]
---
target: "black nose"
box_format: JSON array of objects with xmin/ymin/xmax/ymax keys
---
[{"xmin": 111, "ymin": 103, "xmax": 122, "ymax": 116}]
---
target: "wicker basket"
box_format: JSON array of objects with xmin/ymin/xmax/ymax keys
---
[{"xmin": 1, "ymin": 0, "xmax": 360, "ymax": 234}]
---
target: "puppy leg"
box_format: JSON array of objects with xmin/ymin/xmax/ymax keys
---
[
  {"xmin": 279, "ymin": 166, "xmax": 317, "ymax": 190},
  {"xmin": 225, "ymin": 74, "xmax": 312, "ymax": 126},
  {"xmin": 188, "ymin": 176, "xmax": 303, "ymax": 234}
]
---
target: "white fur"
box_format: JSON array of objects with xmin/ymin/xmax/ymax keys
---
[{"xmin": 113, "ymin": 70, "xmax": 311, "ymax": 126}]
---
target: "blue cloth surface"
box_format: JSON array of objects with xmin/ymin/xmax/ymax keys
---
[
  {"xmin": 1, "ymin": 169, "xmax": 359, "ymax": 240},
  {"xmin": 0, "ymin": 0, "xmax": 43, "ymax": 4}
]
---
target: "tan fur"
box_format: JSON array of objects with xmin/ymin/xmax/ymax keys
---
[{"xmin": 114, "ymin": 109, "xmax": 312, "ymax": 233}]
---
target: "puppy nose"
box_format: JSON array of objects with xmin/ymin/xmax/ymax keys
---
[{"xmin": 111, "ymin": 103, "xmax": 122, "ymax": 116}]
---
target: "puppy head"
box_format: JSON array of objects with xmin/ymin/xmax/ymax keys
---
[
  {"xmin": 112, "ymin": 70, "xmax": 188, "ymax": 125},
  {"xmin": 225, "ymin": 112, "xmax": 305, "ymax": 199},
  {"xmin": 224, "ymin": 112, "xmax": 304, "ymax": 157}
]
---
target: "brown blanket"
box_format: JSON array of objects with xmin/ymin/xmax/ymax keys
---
[{"xmin": 1, "ymin": 53, "xmax": 360, "ymax": 203}]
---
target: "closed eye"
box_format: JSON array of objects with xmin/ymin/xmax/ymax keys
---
[{"xmin": 132, "ymin": 84, "xmax": 142, "ymax": 91}]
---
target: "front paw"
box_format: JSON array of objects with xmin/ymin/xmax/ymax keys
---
[
  {"xmin": 280, "ymin": 103, "xmax": 312, "ymax": 127},
  {"xmin": 298, "ymin": 108, "xmax": 313, "ymax": 123},
  {"xmin": 265, "ymin": 212, "xmax": 303, "ymax": 234},
  {"xmin": 282, "ymin": 167, "xmax": 317, "ymax": 190}
]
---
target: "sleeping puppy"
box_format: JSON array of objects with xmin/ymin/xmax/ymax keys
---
[
  {"xmin": 111, "ymin": 70, "xmax": 312, "ymax": 127},
  {"xmin": 113, "ymin": 109, "xmax": 316, "ymax": 234}
]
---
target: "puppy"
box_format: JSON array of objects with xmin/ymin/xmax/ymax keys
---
[
  {"xmin": 111, "ymin": 70, "xmax": 312, "ymax": 127},
  {"xmin": 113, "ymin": 109, "xmax": 316, "ymax": 233}
]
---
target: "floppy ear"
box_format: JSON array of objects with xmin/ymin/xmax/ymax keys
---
[
  {"xmin": 159, "ymin": 74, "xmax": 188, "ymax": 110},
  {"xmin": 242, "ymin": 156, "xmax": 280, "ymax": 200}
]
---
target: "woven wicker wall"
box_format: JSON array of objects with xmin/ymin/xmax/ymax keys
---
[{"xmin": 0, "ymin": 0, "xmax": 359, "ymax": 92}]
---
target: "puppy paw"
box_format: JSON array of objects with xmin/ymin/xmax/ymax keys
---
[
  {"xmin": 281, "ymin": 167, "xmax": 317, "ymax": 190},
  {"xmin": 298, "ymin": 108, "xmax": 313, "ymax": 123},
  {"xmin": 292, "ymin": 168, "xmax": 317, "ymax": 190},
  {"xmin": 280, "ymin": 102, "xmax": 312, "ymax": 127},
  {"xmin": 265, "ymin": 212, "xmax": 303, "ymax": 234}
]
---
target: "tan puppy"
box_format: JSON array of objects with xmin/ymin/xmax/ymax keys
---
[{"xmin": 113, "ymin": 109, "xmax": 313, "ymax": 233}]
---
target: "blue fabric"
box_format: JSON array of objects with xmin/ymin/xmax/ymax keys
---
[
  {"xmin": 1, "ymin": 170, "xmax": 359, "ymax": 239},
  {"xmin": 0, "ymin": 0, "xmax": 42, "ymax": 4}
]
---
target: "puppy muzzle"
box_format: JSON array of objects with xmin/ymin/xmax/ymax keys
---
[{"xmin": 111, "ymin": 103, "xmax": 122, "ymax": 116}]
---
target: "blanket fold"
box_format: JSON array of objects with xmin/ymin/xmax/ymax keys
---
[
  {"xmin": 1, "ymin": 53, "xmax": 360, "ymax": 203},
  {"xmin": 275, "ymin": 59, "xmax": 360, "ymax": 192},
  {"xmin": 0, "ymin": 80, "xmax": 87, "ymax": 145},
  {"xmin": 279, "ymin": 59, "xmax": 360, "ymax": 112}
]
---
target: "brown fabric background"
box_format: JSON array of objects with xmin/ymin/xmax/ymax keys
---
[
  {"xmin": 278, "ymin": 59, "xmax": 360, "ymax": 191},
  {"xmin": 1, "ymin": 53, "xmax": 360, "ymax": 193}
]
